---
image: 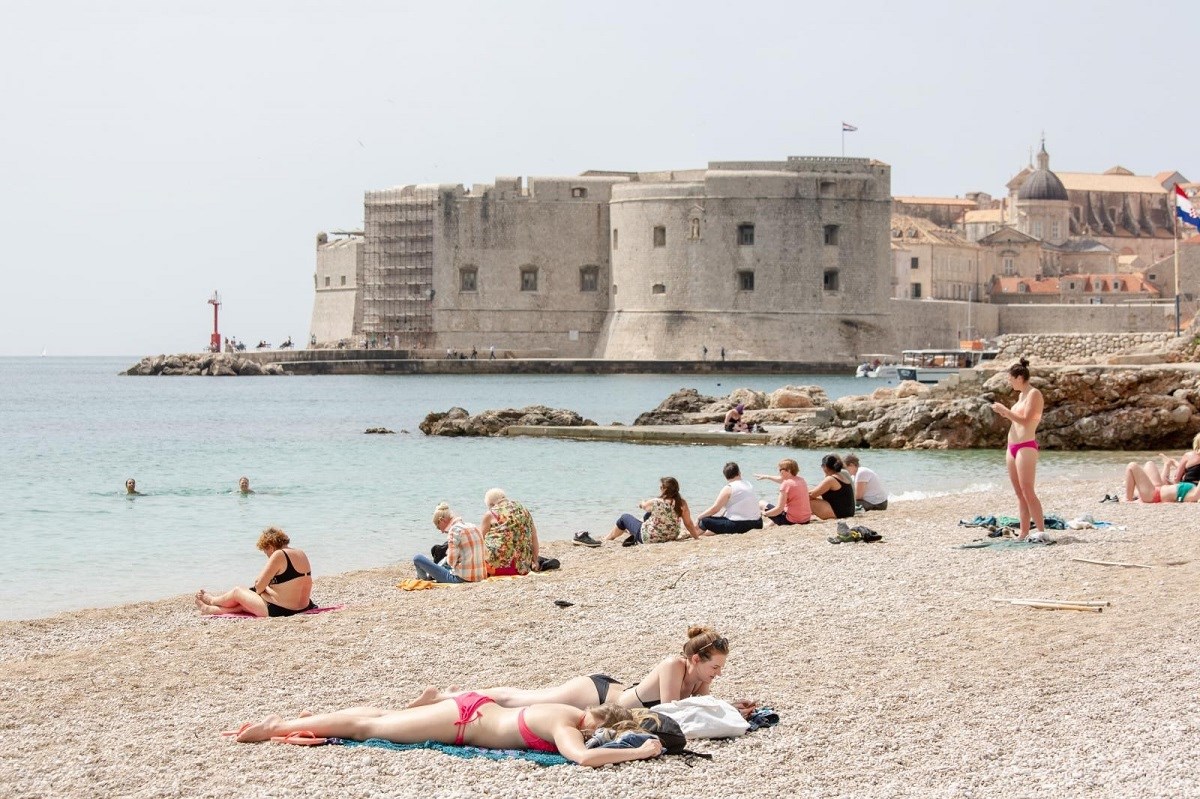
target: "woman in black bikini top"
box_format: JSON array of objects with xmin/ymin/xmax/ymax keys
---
[
  {"xmin": 809, "ymin": 454, "xmax": 857, "ymax": 520},
  {"xmin": 194, "ymin": 526, "xmax": 316, "ymax": 617}
]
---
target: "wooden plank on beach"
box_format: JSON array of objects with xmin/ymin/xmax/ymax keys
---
[
  {"xmin": 1070, "ymin": 557, "xmax": 1154, "ymax": 569},
  {"xmin": 990, "ymin": 597, "xmax": 1111, "ymax": 607},
  {"xmin": 1005, "ymin": 599, "xmax": 1104, "ymax": 612}
]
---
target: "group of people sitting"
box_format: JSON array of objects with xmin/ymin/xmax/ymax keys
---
[
  {"xmin": 574, "ymin": 454, "xmax": 889, "ymax": 548},
  {"xmin": 230, "ymin": 626, "xmax": 753, "ymax": 766},
  {"xmin": 1123, "ymin": 435, "xmax": 1200, "ymax": 503}
]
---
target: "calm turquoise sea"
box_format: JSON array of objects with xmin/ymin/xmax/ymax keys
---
[{"xmin": 0, "ymin": 357, "xmax": 1131, "ymax": 620}]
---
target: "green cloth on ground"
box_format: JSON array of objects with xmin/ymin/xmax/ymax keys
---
[
  {"xmin": 958, "ymin": 538, "xmax": 1055, "ymax": 550},
  {"xmin": 334, "ymin": 738, "xmax": 570, "ymax": 767}
]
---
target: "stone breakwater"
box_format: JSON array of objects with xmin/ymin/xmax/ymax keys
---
[
  {"xmin": 773, "ymin": 365, "xmax": 1200, "ymax": 450},
  {"xmin": 420, "ymin": 406, "xmax": 596, "ymax": 436},
  {"xmin": 995, "ymin": 332, "xmax": 1179, "ymax": 365},
  {"xmin": 633, "ymin": 385, "xmax": 829, "ymax": 426},
  {"xmin": 122, "ymin": 353, "xmax": 288, "ymax": 376}
]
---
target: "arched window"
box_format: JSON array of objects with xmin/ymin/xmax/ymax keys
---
[{"xmin": 690, "ymin": 218, "xmax": 701, "ymax": 239}]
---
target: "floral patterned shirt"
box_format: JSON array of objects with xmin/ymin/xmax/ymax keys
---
[
  {"xmin": 484, "ymin": 498, "xmax": 536, "ymax": 575},
  {"xmin": 642, "ymin": 498, "xmax": 684, "ymax": 544}
]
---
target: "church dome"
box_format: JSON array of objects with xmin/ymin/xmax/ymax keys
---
[
  {"xmin": 1017, "ymin": 139, "xmax": 1069, "ymax": 202},
  {"xmin": 1017, "ymin": 168, "xmax": 1068, "ymax": 201}
]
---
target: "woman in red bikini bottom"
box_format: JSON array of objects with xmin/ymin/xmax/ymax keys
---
[
  {"xmin": 991, "ymin": 358, "xmax": 1046, "ymax": 541},
  {"xmin": 230, "ymin": 695, "xmax": 661, "ymax": 766}
]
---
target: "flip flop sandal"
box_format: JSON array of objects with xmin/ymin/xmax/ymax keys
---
[
  {"xmin": 220, "ymin": 722, "xmax": 253, "ymax": 738},
  {"xmin": 271, "ymin": 730, "xmax": 328, "ymax": 746}
]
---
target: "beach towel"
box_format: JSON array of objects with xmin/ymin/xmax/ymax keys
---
[
  {"xmin": 397, "ymin": 579, "xmax": 440, "ymax": 591},
  {"xmin": 958, "ymin": 538, "xmax": 1054, "ymax": 550},
  {"xmin": 334, "ymin": 738, "xmax": 569, "ymax": 767},
  {"xmin": 204, "ymin": 604, "xmax": 344, "ymax": 620},
  {"xmin": 959, "ymin": 514, "xmax": 1068, "ymax": 531}
]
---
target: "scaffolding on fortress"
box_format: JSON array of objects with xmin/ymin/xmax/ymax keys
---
[{"xmin": 361, "ymin": 186, "xmax": 437, "ymax": 349}]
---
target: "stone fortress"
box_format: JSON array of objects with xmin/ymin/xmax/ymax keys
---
[{"xmin": 311, "ymin": 147, "xmax": 1196, "ymax": 361}]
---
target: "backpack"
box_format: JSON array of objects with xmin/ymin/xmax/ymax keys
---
[{"xmin": 640, "ymin": 710, "xmax": 687, "ymax": 754}]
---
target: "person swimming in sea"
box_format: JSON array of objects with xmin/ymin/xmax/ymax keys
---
[
  {"xmin": 125, "ymin": 478, "xmax": 142, "ymax": 496},
  {"xmin": 237, "ymin": 476, "xmax": 254, "ymax": 495}
]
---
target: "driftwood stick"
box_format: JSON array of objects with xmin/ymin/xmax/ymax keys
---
[
  {"xmin": 990, "ymin": 597, "xmax": 1111, "ymax": 607},
  {"xmin": 1007, "ymin": 600, "xmax": 1103, "ymax": 612},
  {"xmin": 1070, "ymin": 557, "xmax": 1154, "ymax": 569}
]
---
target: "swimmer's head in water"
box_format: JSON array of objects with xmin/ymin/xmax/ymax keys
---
[
  {"xmin": 125, "ymin": 478, "xmax": 136, "ymax": 492},
  {"xmin": 238, "ymin": 476, "xmax": 250, "ymax": 491}
]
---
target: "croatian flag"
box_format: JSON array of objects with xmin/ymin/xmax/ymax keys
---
[
  {"xmin": 1177, "ymin": 185, "xmax": 1200, "ymax": 229},
  {"xmin": 842, "ymin": 122, "xmax": 857, "ymax": 132}
]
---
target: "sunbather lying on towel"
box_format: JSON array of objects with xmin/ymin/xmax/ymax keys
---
[
  {"xmin": 413, "ymin": 625, "xmax": 757, "ymax": 719},
  {"xmin": 231, "ymin": 699, "xmax": 661, "ymax": 767}
]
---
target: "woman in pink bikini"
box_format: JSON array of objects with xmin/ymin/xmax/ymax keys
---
[
  {"xmin": 991, "ymin": 358, "xmax": 1045, "ymax": 541},
  {"xmin": 230, "ymin": 698, "xmax": 662, "ymax": 766}
]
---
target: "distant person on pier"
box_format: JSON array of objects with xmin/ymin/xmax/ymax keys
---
[
  {"xmin": 601, "ymin": 477, "xmax": 702, "ymax": 545},
  {"xmin": 489, "ymin": 345, "xmax": 496, "ymax": 360},
  {"xmin": 125, "ymin": 478, "xmax": 142, "ymax": 496},
  {"xmin": 702, "ymin": 345, "xmax": 708, "ymax": 360},
  {"xmin": 844, "ymin": 454, "xmax": 888, "ymax": 511},
  {"xmin": 720, "ymin": 347, "xmax": 726, "ymax": 361},
  {"xmin": 757, "ymin": 458, "xmax": 812, "ymax": 525},
  {"xmin": 480, "ymin": 489, "xmax": 540, "ymax": 575},
  {"xmin": 471, "ymin": 346, "xmax": 478, "ymax": 359},
  {"xmin": 696, "ymin": 462, "xmax": 764, "ymax": 535},
  {"xmin": 238, "ymin": 476, "xmax": 254, "ymax": 495},
  {"xmin": 413, "ymin": 502, "xmax": 486, "ymax": 583},
  {"xmin": 194, "ymin": 526, "xmax": 316, "ymax": 617},
  {"xmin": 723, "ymin": 403, "xmax": 749, "ymax": 433}
]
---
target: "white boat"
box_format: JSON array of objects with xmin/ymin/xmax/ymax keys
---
[
  {"xmin": 854, "ymin": 353, "xmax": 900, "ymax": 379},
  {"xmin": 896, "ymin": 348, "xmax": 996, "ymax": 383}
]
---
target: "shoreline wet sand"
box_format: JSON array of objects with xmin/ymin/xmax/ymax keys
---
[{"xmin": 3, "ymin": 477, "xmax": 1198, "ymax": 798}]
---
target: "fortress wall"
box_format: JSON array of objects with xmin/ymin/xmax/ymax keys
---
[
  {"xmin": 431, "ymin": 177, "xmax": 624, "ymax": 356},
  {"xmin": 602, "ymin": 160, "xmax": 892, "ymax": 359},
  {"xmin": 310, "ymin": 237, "xmax": 362, "ymax": 344},
  {"xmin": 886, "ymin": 299, "xmax": 1000, "ymax": 350},
  {"xmin": 997, "ymin": 303, "xmax": 1176, "ymax": 334}
]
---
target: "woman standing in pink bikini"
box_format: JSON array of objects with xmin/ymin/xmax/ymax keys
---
[{"xmin": 991, "ymin": 358, "xmax": 1045, "ymax": 541}]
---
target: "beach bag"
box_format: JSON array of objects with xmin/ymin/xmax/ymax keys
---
[
  {"xmin": 654, "ymin": 696, "xmax": 750, "ymax": 739},
  {"xmin": 640, "ymin": 710, "xmax": 687, "ymax": 754}
]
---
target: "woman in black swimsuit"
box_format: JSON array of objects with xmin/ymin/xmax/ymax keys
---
[
  {"xmin": 194, "ymin": 526, "xmax": 316, "ymax": 617},
  {"xmin": 809, "ymin": 454, "xmax": 857, "ymax": 520},
  {"xmin": 412, "ymin": 626, "xmax": 756, "ymax": 718}
]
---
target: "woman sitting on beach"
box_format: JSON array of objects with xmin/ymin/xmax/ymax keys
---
[
  {"xmin": 808, "ymin": 454, "xmax": 857, "ymax": 520},
  {"xmin": 194, "ymin": 526, "xmax": 316, "ymax": 617},
  {"xmin": 604, "ymin": 477, "xmax": 701, "ymax": 544},
  {"xmin": 1165, "ymin": 434, "xmax": 1200, "ymax": 485},
  {"xmin": 756, "ymin": 458, "xmax": 812, "ymax": 525},
  {"xmin": 480, "ymin": 488, "xmax": 540, "ymax": 575},
  {"xmin": 723, "ymin": 403, "xmax": 749, "ymax": 433},
  {"xmin": 1124, "ymin": 458, "xmax": 1200, "ymax": 504},
  {"xmin": 417, "ymin": 626, "xmax": 756, "ymax": 718},
  {"xmin": 232, "ymin": 700, "xmax": 662, "ymax": 766}
]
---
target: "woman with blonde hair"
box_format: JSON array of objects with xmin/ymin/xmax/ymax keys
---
[
  {"xmin": 603, "ymin": 477, "xmax": 701, "ymax": 545},
  {"xmin": 480, "ymin": 488, "xmax": 540, "ymax": 575},
  {"xmin": 231, "ymin": 699, "xmax": 662, "ymax": 766},
  {"xmin": 418, "ymin": 625, "xmax": 756, "ymax": 718},
  {"xmin": 194, "ymin": 527, "xmax": 315, "ymax": 617},
  {"xmin": 413, "ymin": 502, "xmax": 486, "ymax": 583}
]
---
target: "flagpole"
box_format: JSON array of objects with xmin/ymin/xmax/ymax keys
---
[
  {"xmin": 841, "ymin": 127, "xmax": 845, "ymax": 157},
  {"xmin": 1174, "ymin": 189, "xmax": 1181, "ymax": 336}
]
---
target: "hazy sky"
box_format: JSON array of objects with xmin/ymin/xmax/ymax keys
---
[{"xmin": 2, "ymin": 0, "xmax": 1194, "ymax": 356}]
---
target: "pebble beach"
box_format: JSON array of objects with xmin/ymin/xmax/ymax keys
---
[{"xmin": 3, "ymin": 476, "xmax": 1198, "ymax": 799}]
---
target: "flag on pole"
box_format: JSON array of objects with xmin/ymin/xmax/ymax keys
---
[
  {"xmin": 1176, "ymin": 185, "xmax": 1200, "ymax": 229},
  {"xmin": 842, "ymin": 122, "xmax": 858, "ymax": 132}
]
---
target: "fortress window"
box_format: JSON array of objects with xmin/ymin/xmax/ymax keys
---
[
  {"xmin": 653, "ymin": 226, "xmax": 666, "ymax": 247},
  {"xmin": 738, "ymin": 270, "xmax": 755, "ymax": 291},
  {"xmin": 460, "ymin": 268, "xmax": 478, "ymax": 292},
  {"xmin": 690, "ymin": 218, "xmax": 701, "ymax": 239},
  {"xmin": 580, "ymin": 266, "xmax": 599, "ymax": 292},
  {"xmin": 340, "ymin": 275, "xmax": 347, "ymax": 286},
  {"xmin": 612, "ymin": 229, "xmax": 618, "ymax": 249},
  {"xmin": 824, "ymin": 224, "xmax": 840, "ymax": 245},
  {"xmin": 823, "ymin": 269, "xmax": 840, "ymax": 292},
  {"xmin": 737, "ymin": 224, "xmax": 755, "ymax": 245},
  {"xmin": 324, "ymin": 276, "xmax": 331, "ymax": 287},
  {"xmin": 520, "ymin": 267, "xmax": 538, "ymax": 292},
  {"xmin": 571, "ymin": 187, "xmax": 588, "ymax": 198},
  {"xmin": 820, "ymin": 180, "xmax": 836, "ymax": 197},
  {"xmin": 911, "ymin": 282, "xmax": 921, "ymax": 298},
  {"xmin": 910, "ymin": 257, "xmax": 919, "ymax": 270},
  {"xmin": 652, "ymin": 283, "xmax": 666, "ymax": 294}
]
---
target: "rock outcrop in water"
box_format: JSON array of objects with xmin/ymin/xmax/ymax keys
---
[
  {"xmin": 771, "ymin": 366, "xmax": 1200, "ymax": 450},
  {"xmin": 122, "ymin": 353, "xmax": 287, "ymax": 376},
  {"xmin": 633, "ymin": 385, "xmax": 830, "ymax": 426},
  {"xmin": 420, "ymin": 405, "xmax": 597, "ymax": 436}
]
